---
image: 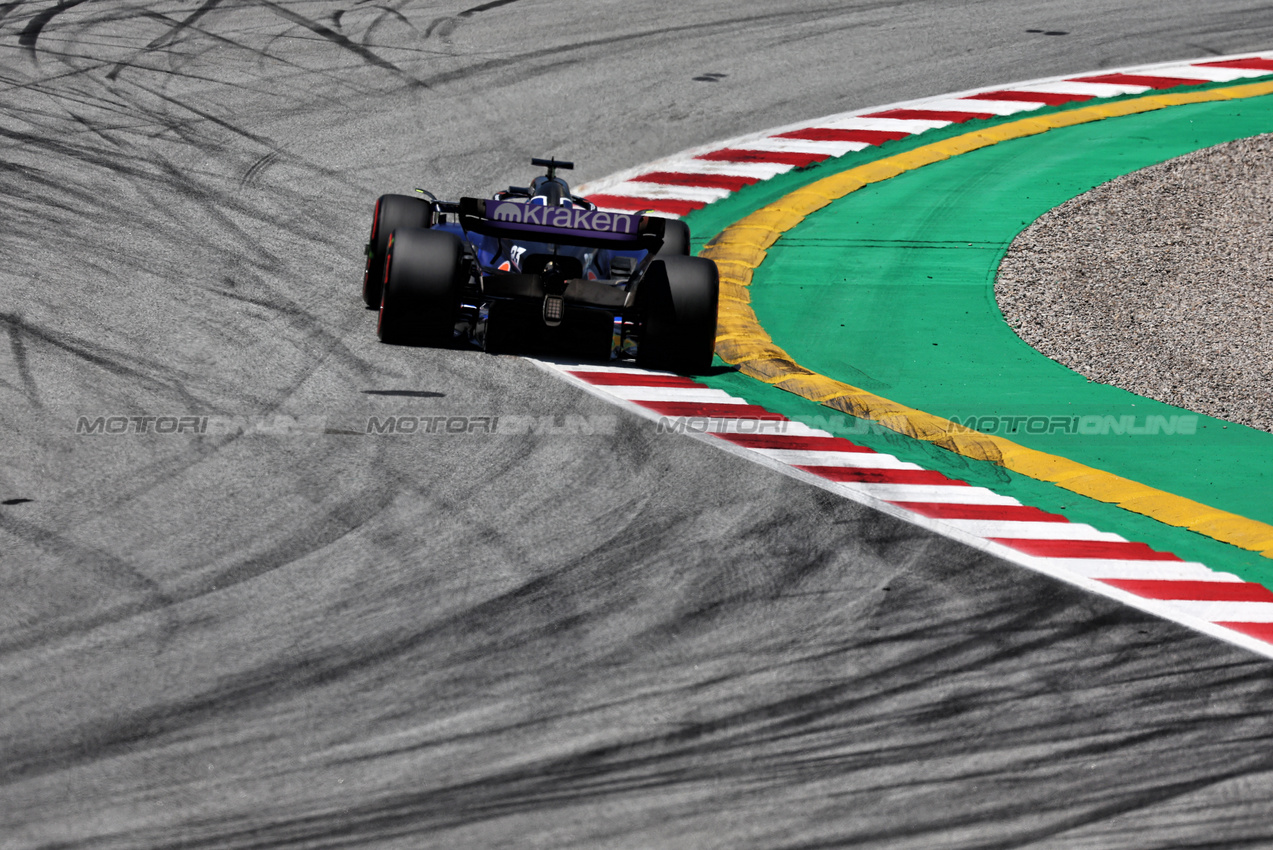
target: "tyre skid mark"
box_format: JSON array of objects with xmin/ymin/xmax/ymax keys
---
[
  {"xmin": 0, "ymin": 443, "xmax": 685, "ymax": 785},
  {"xmin": 240, "ymin": 148, "xmax": 280, "ymax": 187},
  {"xmin": 0, "ymin": 441, "xmax": 407, "ymax": 659},
  {"xmin": 0, "ymin": 487, "xmax": 400, "ymax": 783},
  {"xmin": 115, "ymin": 584, "xmax": 1264, "ymax": 846},
  {"xmin": 0, "ymin": 512, "xmax": 177, "ymax": 646},
  {"xmin": 359, "ymin": 3, "xmax": 414, "ymax": 47},
  {"xmin": 1, "ymin": 29, "xmax": 392, "ymax": 575},
  {"xmin": 534, "ymin": 359, "xmax": 1273, "ymax": 661},
  {"xmin": 412, "ymin": 7, "xmax": 869, "ymax": 89},
  {"xmin": 0, "ymin": 313, "xmax": 205, "ymax": 405},
  {"xmin": 7, "ymin": 1, "xmax": 404, "ymax": 98},
  {"xmin": 105, "ymin": 0, "xmax": 225, "ymax": 81},
  {"xmin": 5, "ymin": 322, "xmax": 42, "ymax": 408},
  {"xmin": 258, "ymin": 0, "xmax": 414, "ymax": 81},
  {"xmin": 17, "ymin": 0, "xmax": 88, "ymax": 60}
]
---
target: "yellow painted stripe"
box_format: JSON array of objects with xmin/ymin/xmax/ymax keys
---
[{"xmin": 707, "ymin": 80, "xmax": 1273, "ymax": 559}]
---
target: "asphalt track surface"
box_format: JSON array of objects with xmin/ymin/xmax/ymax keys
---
[{"xmin": 4, "ymin": 2, "xmax": 1273, "ymax": 847}]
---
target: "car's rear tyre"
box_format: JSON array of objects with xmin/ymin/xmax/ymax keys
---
[
  {"xmin": 636, "ymin": 256, "xmax": 718, "ymax": 373},
  {"xmin": 655, "ymin": 218, "xmax": 691, "ymax": 256},
  {"xmin": 377, "ymin": 227, "xmax": 466, "ymax": 346},
  {"xmin": 363, "ymin": 194, "xmax": 432, "ymax": 308}
]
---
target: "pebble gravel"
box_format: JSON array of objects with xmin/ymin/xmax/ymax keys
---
[{"xmin": 996, "ymin": 134, "xmax": 1273, "ymax": 433}]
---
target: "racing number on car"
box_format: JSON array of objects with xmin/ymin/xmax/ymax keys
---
[{"xmin": 509, "ymin": 244, "xmax": 527, "ymax": 270}]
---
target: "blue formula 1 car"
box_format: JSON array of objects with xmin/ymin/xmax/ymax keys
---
[{"xmin": 361, "ymin": 158, "xmax": 719, "ymax": 373}]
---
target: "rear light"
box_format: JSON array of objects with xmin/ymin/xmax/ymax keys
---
[{"xmin": 543, "ymin": 295, "xmax": 564, "ymax": 326}]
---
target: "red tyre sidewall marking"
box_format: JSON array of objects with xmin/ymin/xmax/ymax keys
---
[{"xmin": 377, "ymin": 232, "xmax": 393, "ymax": 336}]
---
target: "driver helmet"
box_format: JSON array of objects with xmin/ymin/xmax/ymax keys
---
[{"xmin": 528, "ymin": 175, "xmax": 573, "ymax": 207}]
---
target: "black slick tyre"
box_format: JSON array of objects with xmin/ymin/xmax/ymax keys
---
[
  {"xmin": 363, "ymin": 194, "xmax": 432, "ymax": 308},
  {"xmin": 655, "ymin": 218, "xmax": 691, "ymax": 257},
  {"xmin": 636, "ymin": 255, "xmax": 719, "ymax": 373},
  {"xmin": 377, "ymin": 227, "xmax": 466, "ymax": 347}
]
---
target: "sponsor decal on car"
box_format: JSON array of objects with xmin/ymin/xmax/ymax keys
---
[{"xmin": 485, "ymin": 199, "xmax": 638, "ymax": 239}]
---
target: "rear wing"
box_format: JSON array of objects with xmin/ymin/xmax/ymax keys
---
[{"xmin": 457, "ymin": 198, "xmax": 667, "ymax": 251}]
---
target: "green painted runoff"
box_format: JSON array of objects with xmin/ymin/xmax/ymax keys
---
[{"xmin": 744, "ymin": 96, "xmax": 1273, "ymax": 529}]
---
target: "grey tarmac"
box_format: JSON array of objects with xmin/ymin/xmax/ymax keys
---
[{"xmin": 3, "ymin": 2, "xmax": 1273, "ymax": 847}]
